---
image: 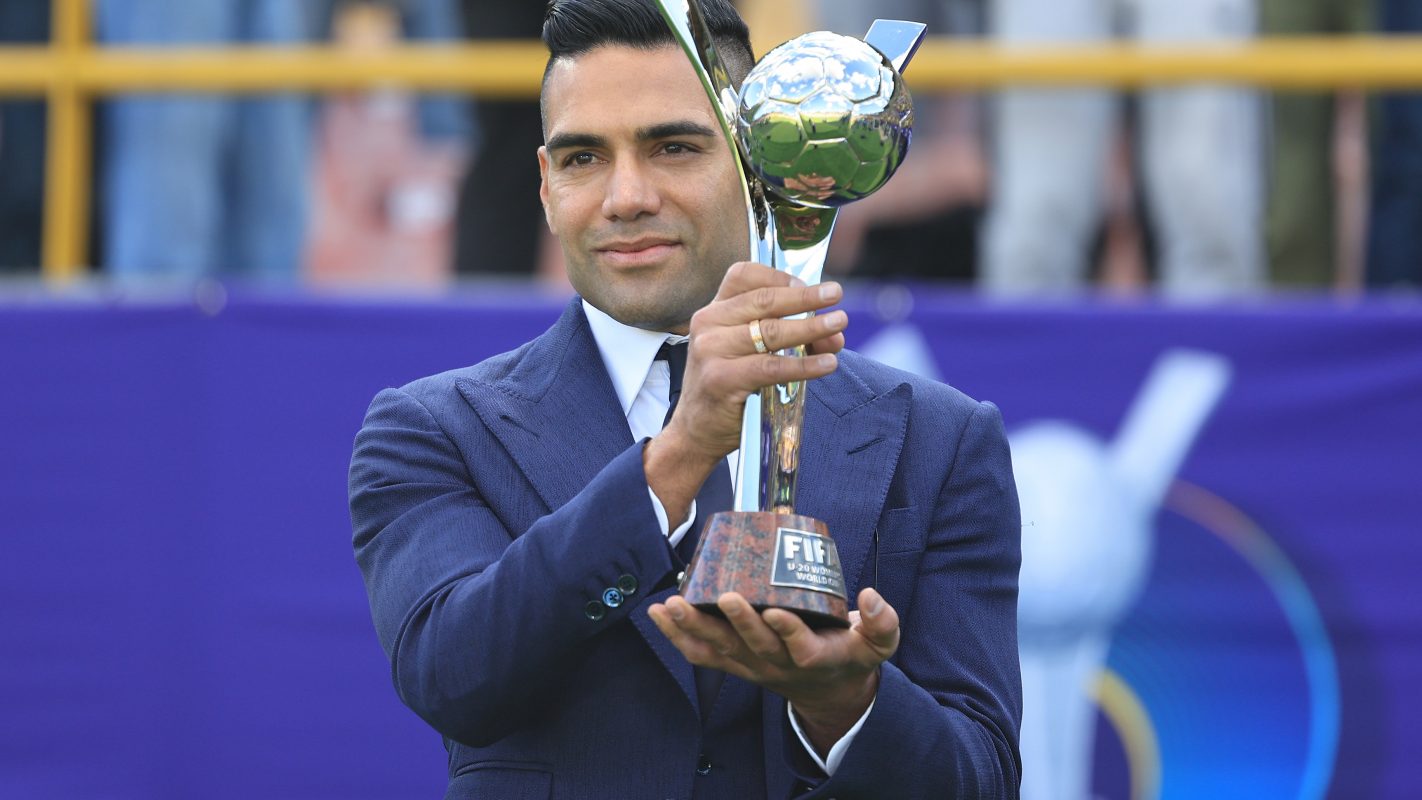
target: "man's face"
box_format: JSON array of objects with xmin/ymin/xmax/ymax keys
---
[{"xmin": 538, "ymin": 45, "xmax": 749, "ymax": 333}]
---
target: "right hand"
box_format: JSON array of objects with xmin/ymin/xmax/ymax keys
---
[{"xmin": 643, "ymin": 262, "xmax": 848, "ymax": 520}]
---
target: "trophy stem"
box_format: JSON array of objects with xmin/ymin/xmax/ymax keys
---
[{"xmin": 759, "ymin": 345, "xmax": 808, "ymax": 514}]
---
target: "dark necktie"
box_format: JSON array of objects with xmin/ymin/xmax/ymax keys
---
[
  {"xmin": 656, "ymin": 341, "xmax": 733, "ymax": 716},
  {"xmin": 657, "ymin": 341, "xmax": 688, "ymax": 429}
]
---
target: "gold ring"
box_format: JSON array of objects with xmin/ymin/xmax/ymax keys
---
[{"xmin": 748, "ymin": 319, "xmax": 769, "ymax": 354}]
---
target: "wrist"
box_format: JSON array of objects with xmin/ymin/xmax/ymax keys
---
[
  {"xmin": 647, "ymin": 422, "xmax": 722, "ymax": 478},
  {"xmin": 643, "ymin": 426, "xmax": 720, "ymax": 527},
  {"xmin": 790, "ymin": 669, "xmax": 879, "ymax": 748}
]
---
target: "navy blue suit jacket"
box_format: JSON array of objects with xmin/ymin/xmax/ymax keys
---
[{"xmin": 350, "ymin": 300, "xmax": 1022, "ymax": 799}]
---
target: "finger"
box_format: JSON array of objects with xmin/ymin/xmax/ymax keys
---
[
  {"xmin": 754, "ymin": 310, "xmax": 847, "ymax": 355},
  {"xmin": 805, "ymin": 332, "xmax": 846, "ymax": 356},
  {"xmin": 714, "ymin": 261, "xmax": 800, "ymax": 301},
  {"xmin": 664, "ymin": 596, "xmax": 744, "ymax": 659},
  {"xmin": 688, "ymin": 334, "xmax": 838, "ymax": 389},
  {"xmin": 677, "ymin": 351, "xmax": 838, "ymax": 417},
  {"xmin": 692, "ymin": 311, "xmax": 845, "ymax": 358},
  {"xmin": 740, "ymin": 352, "xmax": 838, "ymax": 388},
  {"xmin": 761, "ymin": 608, "xmax": 835, "ymax": 670},
  {"xmin": 649, "ymin": 604, "xmax": 725, "ymax": 667},
  {"xmin": 853, "ymin": 588, "xmax": 901, "ymax": 659},
  {"xmin": 706, "ymin": 281, "xmax": 843, "ymax": 328},
  {"xmin": 718, "ymin": 593, "xmax": 791, "ymax": 664}
]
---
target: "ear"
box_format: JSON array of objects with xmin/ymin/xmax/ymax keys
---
[{"xmin": 537, "ymin": 146, "xmax": 556, "ymax": 233}]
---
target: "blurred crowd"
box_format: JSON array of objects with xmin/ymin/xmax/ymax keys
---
[{"xmin": 0, "ymin": 0, "xmax": 1418, "ymax": 294}]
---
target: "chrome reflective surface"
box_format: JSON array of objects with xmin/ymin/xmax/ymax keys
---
[
  {"xmin": 738, "ymin": 32, "xmax": 913, "ymax": 209},
  {"xmin": 864, "ymin": 19, "xmax": 929, "ymax": 73}
]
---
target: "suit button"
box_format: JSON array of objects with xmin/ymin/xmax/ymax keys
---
[
  {"xmin": 602, "ymin": 587, "xmax": 624, "ymax": 608},
  {"xmin": 617, "ymin": 574, "xmax": 638, "ymax": 596},
  {"xmin": 696, "ymin": 754, "xmax": 712, "ymax": 776},
  {"xmin": 584, "ymin": 601, "xmax": 605, "ymax": 621}
]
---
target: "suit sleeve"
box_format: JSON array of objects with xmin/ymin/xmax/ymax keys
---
[
  {"xmin": 348, "ymin": 387, "xmax": 679, "ymax": 747},
  {"xmin": 796, "ymin": 400, "xmax": 1023, "ymax": 799}
]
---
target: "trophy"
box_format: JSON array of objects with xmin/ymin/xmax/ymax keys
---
[{"xmin": 655, "ymin": 1, "xmax": 926, "ymax": 628}]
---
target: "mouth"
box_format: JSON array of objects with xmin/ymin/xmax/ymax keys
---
[{"xmin": 596, "ymin": 238, "xmax": 682, "ymax": 268}]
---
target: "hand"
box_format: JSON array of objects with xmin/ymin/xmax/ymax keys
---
[
  {"xmin": 673, "ymin": 261, "xmax": 847, "ymax": 460},
  {"xmin": 643, "ymin": 262, "xmax": 848, "ymax": 522},
  {"xmin": 648, "ymin": 587, "xmax": 900, "ymax": 754}
]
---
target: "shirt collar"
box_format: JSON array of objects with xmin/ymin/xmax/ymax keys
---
[{"xmin": 582, "ymin": 300, "xmax": 689, "ymax": 417}]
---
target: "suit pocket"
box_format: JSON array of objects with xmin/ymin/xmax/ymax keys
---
[
  {"xmin": 868, "ymin": 507, "xmax": 923, "ymax": 614},
  {"xmin": 447, "ymin": 760, "xmax": 552, "ymax": 800},
  {"xmin": 876, "ymin": 506, "xmax": 922, "ymax": 555}
]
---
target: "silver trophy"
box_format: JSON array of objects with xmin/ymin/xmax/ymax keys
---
[{"xmin": 656, "ymin": 1, "xmax": 925, "ymax": 627}]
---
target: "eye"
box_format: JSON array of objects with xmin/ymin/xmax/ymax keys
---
[
  {"xmin": 563, "ymin": 151, "xmax": 599, "ymax": 168},
  {"xmin": 660, "ymin": 142, "xmax": 700, "ymax": 157}
]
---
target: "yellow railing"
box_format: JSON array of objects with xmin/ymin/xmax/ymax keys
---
[{"xmin": 6, "ymin": 0, "xmax": 1422, "ymax": 281}]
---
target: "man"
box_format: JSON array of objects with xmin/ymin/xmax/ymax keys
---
[{"xmin": 349, "ymin": 1, "xmax": 1022, "ymax": 796}]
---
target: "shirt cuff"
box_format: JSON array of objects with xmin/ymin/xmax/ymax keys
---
[
  {"xmin": 647, "ymin": 486, "xmax": 696, "ymax": 548},
  {"xmin": 786, "ymin": 697, "xmax": 875, "ymax": 776}
]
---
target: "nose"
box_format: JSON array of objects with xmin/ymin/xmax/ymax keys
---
[{"xmin": 601, "ymin": 157, "xmax": 661, "ymax": 221}]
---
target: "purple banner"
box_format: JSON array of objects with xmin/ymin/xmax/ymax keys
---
[{"xmin": 1, "ymin": 288, "xmax": 1418, "ymax": 798}]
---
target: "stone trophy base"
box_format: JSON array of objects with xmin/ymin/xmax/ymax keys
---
[{"xmin": 680, "ymin": 511, "xmax": 850, "ymax": 630}]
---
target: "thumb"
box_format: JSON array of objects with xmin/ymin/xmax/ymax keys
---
[{"xmin": 855, "ymin": 588, "xmax": 900, "ymax": 657}]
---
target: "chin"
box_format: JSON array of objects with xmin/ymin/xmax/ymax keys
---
[{"xmin": 603, "ymin": 294, "xmax": 698, "ymax": 332}]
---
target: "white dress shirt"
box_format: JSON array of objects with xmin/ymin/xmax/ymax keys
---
[{"xmin": 582, "ymin": 300, "xmax": 871, "ymax": 776}]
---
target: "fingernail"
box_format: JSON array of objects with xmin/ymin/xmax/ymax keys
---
[
  {"xmin": 863, "ymin": 595, "xmax": 883, "ymax": 617},
  {"xmin": 790, "ymin": 275, "xmax": 806, "ymax": 288},
  {"xmin": 669, "ymin": 602, "xmax": 686, "ymax": 621},
  {"xmin": 825, "ymin": 310, "xmax": 847, "ymax": 329},
  {"xmin": 818, "ymin": 283, "xmax": 839, "ymax": 301},
  {"xmin": 817, "ymin": 354, "xmax": 836, "ymax": 369}
]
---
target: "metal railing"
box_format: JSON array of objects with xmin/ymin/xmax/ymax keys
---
[{"xmin": 4, "ymin": 0, "xmax": 1422, "ymax": 281}]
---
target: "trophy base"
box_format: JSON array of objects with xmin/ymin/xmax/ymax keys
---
[{"xmin": 680, "ymin": 511, "xmax": 850, "ymax": 630}]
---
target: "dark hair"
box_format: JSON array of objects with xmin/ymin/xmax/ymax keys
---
[{"xmin": 540, "ymin": 0, "xmax": 755, "ymax": 115}]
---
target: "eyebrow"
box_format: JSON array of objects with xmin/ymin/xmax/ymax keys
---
[
  {"xmin": 637, "ymin": 121, "xmax": 719, "ymax": 141},
  {"xmin": 544, "ymin": 120, "xmax": 720, "ymax": 153},
  {"xmin": 545, "ymin": 132, "xmax": 607, "ymax": 153}
]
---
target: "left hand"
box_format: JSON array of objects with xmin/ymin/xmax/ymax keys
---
[{"xmin": 648, "ymin": 587, "xmax": 900, "ymax": 752}]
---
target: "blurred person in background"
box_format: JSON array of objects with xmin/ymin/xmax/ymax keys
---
[
  {"xmin": 1368, "ymin": 0, "xmax": 1422, "ymax": 289},
  {"xmin": 1260, "ymin": 0, "xmax": 1372, "ymax": 291},
  {"xmin": 398, "ymin": 0, "xmax": 472, "ymax": 144},
  {"xmin": 97, "ymin": 0, "xmax": 313, "ymax": 283},
  {"xmin": 808, "ymin": 0, "xmax": 990, "ymax": 283},
  {"xmin": 983, "ymin": 0, "xmax": 1265, "ymax": 298},
  {"xmin": 305, "ymin": 0, "xmax": 471, "ymax": 286},
  {"xmin": 0, "ymin": 1, "xmax": 49, "ymax": 273},
  {"xmin": 449, "ymin": 0, "xmax": 548, "ymax": 279}
]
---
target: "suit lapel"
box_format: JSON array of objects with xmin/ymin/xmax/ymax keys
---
[
  {"xmin": 795, "ymin": 368, "xmax": 912, "ymax": 599},
  {"xmin": 457, "ymin": 300, "xmax": 633, "ymax": 514}
]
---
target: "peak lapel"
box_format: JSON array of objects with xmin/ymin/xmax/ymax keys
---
[
  {"xmin": 795, "ymin": 375, "xmax": 912, "ymax": 599},
  {"xmin": 457, "ymin": 301, "xmax": 634, "ymax": 513}
]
